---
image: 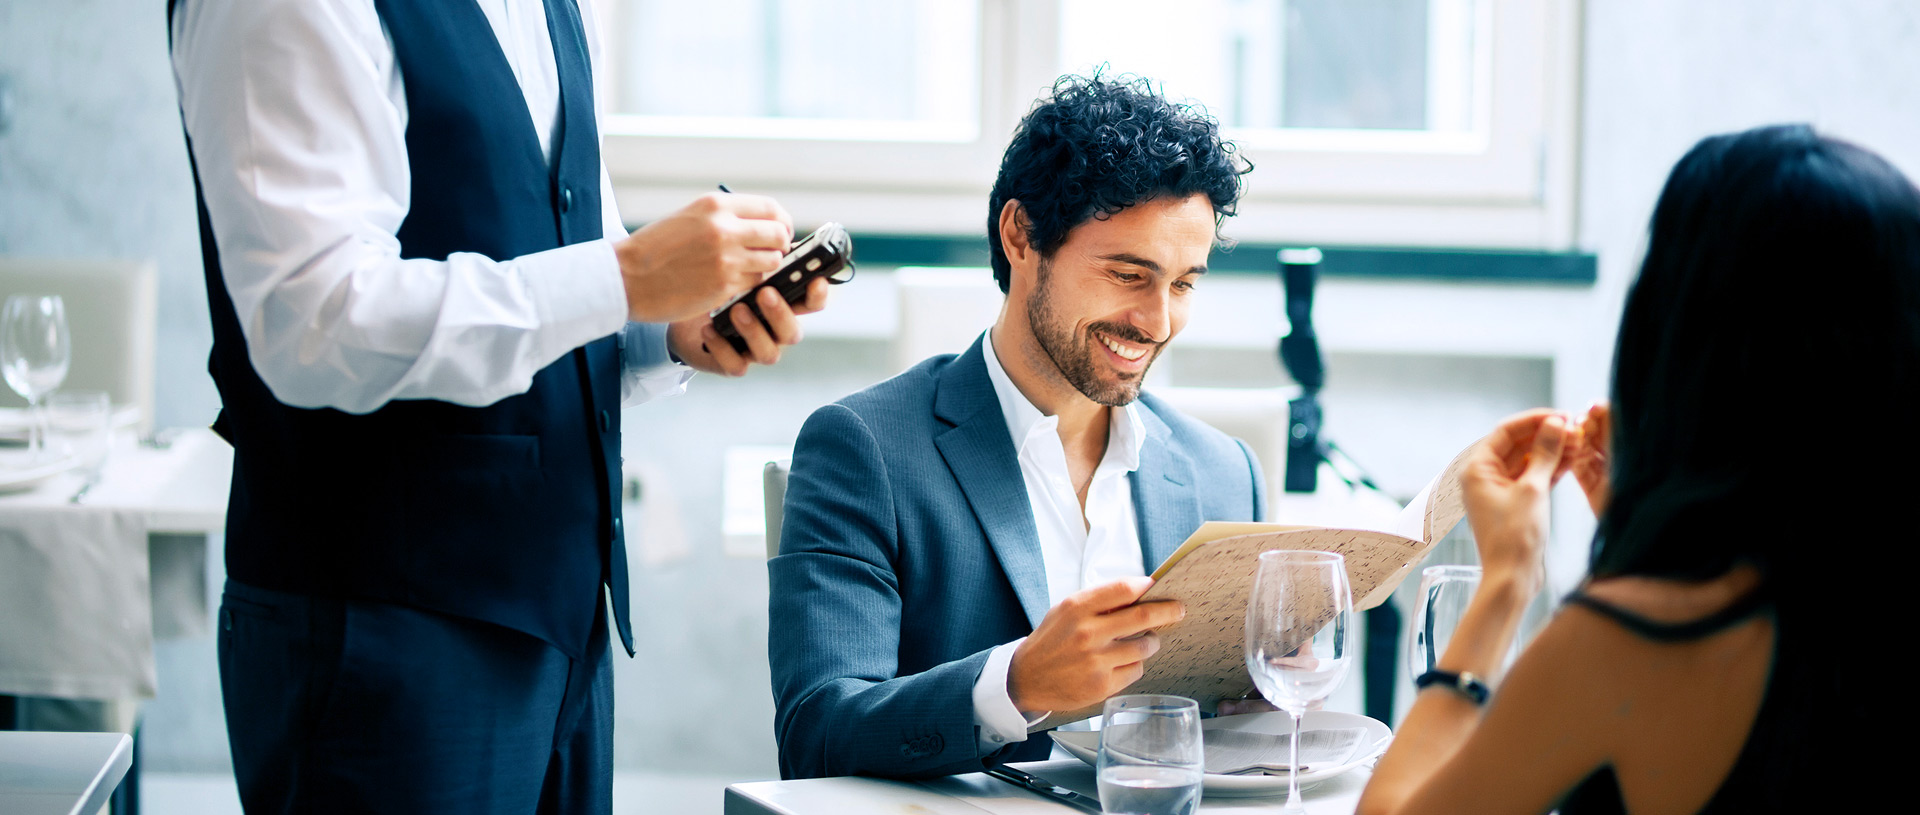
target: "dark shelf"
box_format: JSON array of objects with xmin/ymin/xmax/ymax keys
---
[{"xmin": 837, "ymin": 233, "xmax": 1596, "ymax": 284}]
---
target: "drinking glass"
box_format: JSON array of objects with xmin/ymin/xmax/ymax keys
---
[
  {"xmin": 1408, "ymin": 565, "xmax": 1481, "ymax": 681},
  {"xmin": 1245, "ymin": 550, "xmax": 1354, "ymax": 814},
  {"xmin": 47, "ymin": 389, "xmax": 112, "ymax": 481},
  {"xmin": 1096, "ymin": 694, "xmax": 1203, "ymax": 815},
  {"xmin": 1, "ymin": 294, "xmax": 72, "ymax": 461}
]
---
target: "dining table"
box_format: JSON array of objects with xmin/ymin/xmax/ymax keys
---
[
  {"xmin": 0, "ymin": 426, "xmax": 230, "ymax": 706},
  {"xmin": 0, "ymin": 731, "xmax": 133, "ymax": 815},
  {"xmin": 723, "ymin": 758, "xmax": 1371, "ymax": 815}
]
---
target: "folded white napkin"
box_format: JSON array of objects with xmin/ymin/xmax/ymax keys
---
[{"xmin": 1203, "ymin": 727, "xmax": 1366, "ymax": 775}]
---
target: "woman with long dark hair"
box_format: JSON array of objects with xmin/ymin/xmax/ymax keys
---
[{"xmin": 1358, "ymin": 124, "xmax": 1919, "ymax": 813}]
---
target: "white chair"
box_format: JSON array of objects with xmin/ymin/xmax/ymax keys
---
[
  {"xmin": 0, "ymin": 258, "xmax": 158, "ymax": 432},
  {"xmin": 890, "ymin": 267, "xmax": 1003, "ymax": 374},
  {"xmin": 1154, "ymin": 385, "xmax": 1403, "ymax": 527},
  {"xmin": 1152, "ymin": 386, "xmax": 1294, "ymax": 518},
  {"xmin": 763, "ymin": 459, "xmax": 790, "ymax": 560}
]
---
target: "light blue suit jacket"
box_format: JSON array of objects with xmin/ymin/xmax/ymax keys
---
[{"xmin": 769, "ymin": 336, "xmax": 1266, "ymax": 779}]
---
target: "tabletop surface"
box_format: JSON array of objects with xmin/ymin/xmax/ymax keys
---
[
  {"xmin": 0, "ymin": 426, "xmax": 231, "ymax": 533},
  {"xmin": 0, "ymin": 426, "xmax": 231, "ymax": 699},
  {"xmin": 725, "ymin": 759, "xmax": 1370, "ymax": 815},
  {"xmin": 0, "ymin": 731, "xmax": 132, "ymax": 815}
]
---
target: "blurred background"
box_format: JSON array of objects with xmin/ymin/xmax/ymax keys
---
[{"xmin": 2, "ymin": 0, "xmax": 1918, "ymax": 812}]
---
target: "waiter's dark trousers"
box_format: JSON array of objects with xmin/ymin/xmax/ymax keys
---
[{"xmin": 217, "ymin": 579, "xmax": 612, "ymax": 814}]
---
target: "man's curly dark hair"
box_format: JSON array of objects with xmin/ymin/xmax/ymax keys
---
[{"xmin": 987, "ymin": 73, "xmax": 1250, "ymax": 293}]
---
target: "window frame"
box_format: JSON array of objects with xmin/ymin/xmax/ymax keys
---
[{"xmin": 597, "ymin": 0, "xmax": 1583, "ymax": 250}]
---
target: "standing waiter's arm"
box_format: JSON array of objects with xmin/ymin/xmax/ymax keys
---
[{"xmin": 171, "ymin": 0, "xmax": 791, "ymax": 415}]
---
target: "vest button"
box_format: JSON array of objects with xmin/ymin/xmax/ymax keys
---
[
  {"xmin": 561, "ymin": 186, "xmax": 574, "ymax": 212},
  {"xmin": 599, "ymin": 409, "xmax": 612, "ymax": 432}
]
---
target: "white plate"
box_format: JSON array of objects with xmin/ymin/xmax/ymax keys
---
[
  {"xmin": 1049, "ymin": 710, "xmax": 1390, "ymax": 798},
  {"xmin": 0, "ymin": 404, "xmax": 142, "ymax": 435},
  {"xmin": 0, "ymin": 450, "xmax": 79, "ymax": 493}
]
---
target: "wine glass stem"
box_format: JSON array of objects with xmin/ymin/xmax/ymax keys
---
[
  {"xmin": 1285, "ymin": 709, "xmax": 1304, "ymax": 812},
  {"xmin": 28, "ymin": 395, "xmax": 43, "ymax": 462}
]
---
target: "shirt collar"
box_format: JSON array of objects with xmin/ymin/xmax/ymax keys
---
[{"xmin": 981, "ymin": 330, "xmax": 1145, "ymax": 473}]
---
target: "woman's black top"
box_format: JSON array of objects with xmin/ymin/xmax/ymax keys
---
[{"xmin": 1554, "ymin": 585, "xmax": 1869, "ymax": 814}]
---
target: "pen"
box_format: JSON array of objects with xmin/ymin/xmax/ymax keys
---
[{"xmin": 984, "ymin": 765, "xmax": 1103, "ymax": 814}]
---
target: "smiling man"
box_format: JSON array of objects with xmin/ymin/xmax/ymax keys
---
[{"xmin": 769, "ymin": 75, "xmax": 1265, "ymax": 780}]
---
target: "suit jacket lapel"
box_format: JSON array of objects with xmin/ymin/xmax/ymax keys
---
[
  {"xmin": 933, "ymin": 336, "xmax": 1051, "ymax": 628},
  {"xmin": 1133, "ymin": 401, "xmax": 1202, "ymax": 572}
]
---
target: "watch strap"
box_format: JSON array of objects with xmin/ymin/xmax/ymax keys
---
[{"xmin": 1415, "ymin": 669, "xmax": 1491, "ymax": 705}]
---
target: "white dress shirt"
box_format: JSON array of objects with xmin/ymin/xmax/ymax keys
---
[
  {"xmin": 972, "ymin": 331, "xmax": 1148, "ymax": 750},
  {"xmin": 170, "ymin": 0, "xmax": 690, "ymax": 415}
]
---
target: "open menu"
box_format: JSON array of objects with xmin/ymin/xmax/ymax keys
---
[{"xmin": 1031, "ymin": 444, "xmax": 1475, "ymax": 731}]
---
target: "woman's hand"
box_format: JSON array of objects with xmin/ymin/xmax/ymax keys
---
[
  {"xmin": 1461, "ymin": 409, "xmax": 1570, "ymax": 591},
  {"xmin": 1567, "ymin": 402, "xmax": 1611, "ymax": 517}
]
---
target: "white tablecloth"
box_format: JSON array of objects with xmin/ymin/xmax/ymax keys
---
[
  {"xmin": 0, "ymin": 429, "xmax": 230, "ymax": 700},
  {"xmin": 724, "ymin": 759, "xmax": 1369, "ymax": 814},
  {"xmin": 0, "ymin": 731, "xmax": 133, "ymax": 815}
]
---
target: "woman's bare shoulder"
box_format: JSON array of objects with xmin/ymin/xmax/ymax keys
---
[{"xmin": 1577, "ymin": 564, "xmax": 1764, "ymax": 625}]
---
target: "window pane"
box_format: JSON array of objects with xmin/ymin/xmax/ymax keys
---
[
  {"xmin": 612, "ymin": 0, "xmax": 979, "ymax": 137},
  {"xmin": 1058, "ymin": 0, "xmax": 1477, "ymax": 133}
]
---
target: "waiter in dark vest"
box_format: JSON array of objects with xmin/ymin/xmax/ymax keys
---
[{"xmin": 169, "ymin": 1, "xmax": 824, "ymax": 811}]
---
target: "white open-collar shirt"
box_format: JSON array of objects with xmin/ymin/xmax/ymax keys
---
[
  {"xmin": 171, "ymin": 0, "xmax": 689, "ymax": 415},
  {"xmin": 972, "ymin": 331, "xmax": 1148, "ymax": 749}
]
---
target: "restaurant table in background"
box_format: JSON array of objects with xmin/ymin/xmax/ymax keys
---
[
  {"xmin": 723, "ymin": 759, "xmax": 1369, "ymax": 814},
  {"xmin": 0, "ymin": 427, "xmax": 229, "ymax": 738},
  {"xmin": 0, "ymin": 731, "xmax": 133, "ymax": 815}
]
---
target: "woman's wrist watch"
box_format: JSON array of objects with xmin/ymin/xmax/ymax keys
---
[{"xmin": 1414, "ymin": 669, "xmax": 1491, "ymax": 705}]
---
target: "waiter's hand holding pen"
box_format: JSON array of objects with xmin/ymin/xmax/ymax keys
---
[
  {"xmin": 637, "ymin": 183, "xmax": 831, "ymax": 377},
  {"xmin": 611, "ymin": 183, "xmax": 794, "ymax": 323}
]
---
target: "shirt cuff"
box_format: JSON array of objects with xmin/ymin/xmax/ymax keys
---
[
  {"xmin": 619, "ymin": 322, "xmax": 693, "ymax": 406},
  {"xmin": 973, "ymin": 639, "xmax": 1050, "ymax": 752},
  {"xmin": 520, "ymin": 238, "xmax": 628, "ymax": 363}
]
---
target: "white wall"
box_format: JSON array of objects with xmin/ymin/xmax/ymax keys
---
[
  {"xmin": 1556, "ymin": 0, "xmax": 1920, "ymax": 581},
  {"xmin": 0, "ymin": 0, "xmax": 218, "ymax": 432}
]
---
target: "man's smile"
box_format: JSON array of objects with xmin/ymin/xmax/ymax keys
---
[{"xmin": 1093, "ymin": 330, "xmax": 1153, "ymax": 368}]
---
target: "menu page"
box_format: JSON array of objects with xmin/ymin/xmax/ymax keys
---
[{"xmin": 1029, "ymin": 442, "xmax": 1477, "ymax": 731}]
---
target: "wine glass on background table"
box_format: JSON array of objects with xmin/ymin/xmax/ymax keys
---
[
  {"xmin": 2, "ymin": 294, "xmax": 71, "ymax": 462},
  {"xmin": 1097, "ymin": 694, "xmax": 1203, "ymax": 815},
  {"xmin": 1408, "ymin": 564, "xmax": 1481, "ymax": 681},
  {"xmin": 1245, "ymin": 550, "xmax": 1354, "ymax": 815}
]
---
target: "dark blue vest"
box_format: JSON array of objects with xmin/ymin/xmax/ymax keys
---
[{"xmin": 183, "ymin": 0, "xmax": 632, "ymax": 659}]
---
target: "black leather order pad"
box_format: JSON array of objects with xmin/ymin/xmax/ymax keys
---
[{"xmin": 712, "ymin": 223, "xmax": 854, "ymax": 354}]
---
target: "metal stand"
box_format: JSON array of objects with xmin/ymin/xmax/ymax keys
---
[{"xmin": 1277, "ymin": 248, "xmax": 1400, "ymax": 724}]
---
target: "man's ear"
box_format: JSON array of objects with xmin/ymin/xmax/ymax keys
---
[{"xmin": 998, "ymin": 199, "xmax": 1034, "ymax": 268}]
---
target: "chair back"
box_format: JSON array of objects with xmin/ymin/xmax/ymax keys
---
[
  {"xmin": 0, "ymin": 258, "xmax": 158, "ymax": 431},
  {"xmin": 1154, "ymin": 386, "xmax": 1294, "ymax": 519},
  {"xmin": 891, "ymin": 267, "xmax": 1002, "ymax": 374},
  {"xmin": 763, "ymin": 459, "xmax": 791, "ymax": 559}
]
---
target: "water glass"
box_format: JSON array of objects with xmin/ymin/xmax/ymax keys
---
[
  {"xmin": 1, "ymin": 294, "xmax": 72, "ymax": 461},
  {"xmin": 1408, "ymin": 564, "xmax": 1481, "ymax": 681},
  {"xmin": 1245, "ymin": 550, "xmax": 1353, "ymax": 814},
  {"xmin": 1096, "ymin": 694, "xmax": 1203, "ymax": 815},
  {"xmin": 47, "ymin": 390, "xmax": 112, "ymax": 479}
]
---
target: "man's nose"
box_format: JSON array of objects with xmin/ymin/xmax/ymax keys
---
[{"xmin": 1127, "ymin": 287, "xmax": 1174, "ymax": 343}]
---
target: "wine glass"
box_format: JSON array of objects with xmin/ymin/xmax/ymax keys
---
[
  {"xmin": 1097, "ymin": 694, "xmax": 1203, "ymax": 815},
  {"xmin": 1408, "ymin": 564, "xmax": 1481, "ymax": 681},
  {"xmin": 1245, "ymin": 550, "xmax": 1354, "ymax": 814},
  {"xmin": 2, "ymin": 294, "xmax": 72, "ymax": 462}
]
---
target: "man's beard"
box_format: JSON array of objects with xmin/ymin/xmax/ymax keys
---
[{"xmin": 1025, "ymin": 260, "xmax": 1161, "ymax": 407}]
